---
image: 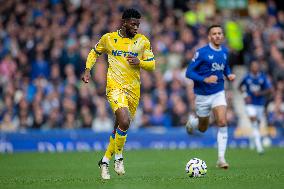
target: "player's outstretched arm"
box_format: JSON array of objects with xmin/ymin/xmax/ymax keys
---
[
  {"xmin": 238, "ymin": 79, "xmax": 245, "ymax": 93},
  {"xmin": 127, "ymin": 55, "xmax": 155, "ymax": 71},
  {"xmin": 81, "ymin": 34, "xmax": 107, "ymax": 83},
  {"xmin": 204, "ymin": 75, "xmax": 218, "ymax": 84},
  {"xmin": 139, "ymin": 57, "xmax": 155, "ymax": 71},
  {"xmin": 136, "ymin": 37, "xmax": 155, "ymax": 71},
  {"xmin": 186, "ymin": 65, "xmax": 218, "ymax": 84},
  {"xmin": 127, "ymin": 56, "xmax": 140, "ymax": 66},
  {"xmin": 227, "ymin": 74, "xmax": 236, "ymax": 81},
  {"xmin": 82, "ymin": 49, "xmax": 98, "ymax": 83},
  {"xmin": 185, "ymin": 62, "xmax": 206, "ymax": 82},
  {"xmin": 224, "ymin": 58, "xmax": 235, "ymax": 81},
  {"xmin": 254, "ymin": 75, "xmax": 273, "ymax": 96},
  {"xmin": 82, "ymin": 68, "xmax": 91, "ymax": 83},
  {"xmin": 254, "ymin": 86, "xmax": 273, "ymax": 96},
  {"xmin": 185, "ymin": 50, "xmax": 207, "ymax": 82}
]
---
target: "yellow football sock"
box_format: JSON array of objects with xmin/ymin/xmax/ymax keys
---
[
  {"xmin": 104, "ymin": 135, "xmax": 115, "ymax": 160},
  {"xmin": 115, "ymin": 127, "xmax": 127, "ymax": 156}
]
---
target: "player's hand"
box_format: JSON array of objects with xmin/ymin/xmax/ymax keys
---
[
  {"xmin": 253, "ymin": 91, "xmax": 261, "ymax": 96},
  {"xmin": 227, "ymin": 74, "xmax": 236, "ymax": 81},
  {"xmin": 244, "ymin": 96, "xmax": 251, "ymax": 104},
  {"xmin": 82, "ymin": 69, "xmax": 91, "ymax": 83},
  {"xmin": 127, "ymin": 56, "xmax": 140, "ymax": 66},
  {"xmin": 204, "ymin": 75, "xmax": 218, "ymax": 84}
]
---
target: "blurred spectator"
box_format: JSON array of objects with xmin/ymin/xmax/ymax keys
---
[
  {"xmin": 42, "ymin": 108, "xmax": 61, "ymax": 129},
  {"xmin": 267, "ymin": 92, "xmax": 284, "ymax": 134},
  {"xmin": 92, "ymin": 97, "xmax": 113, "ymax": 132},
  {"xmin": 148, "ymin": 103, "xmax": 171, "ymax": 128},
  {"xmin": 31, "ymin": 52, "xmax": 50, "ymax": 80},
  {"xmin": 169, "ymin": 94, "xmax": 188, "ymax": 127},
  {"xmin": 32, "ymin": 107, "xmax": 45, "ymax": 129},
  {"xmin": 16, "ymin": 110, "xmax": 33, "ymax": 130},
  {"xmin": 0, "ymin": 112, "xmax": 17, "ymax": 132},
  {"xmin": 0, "ymin": 53, "xmax": 17, "ymax": 83},
  {"xmin": 140, "ymin": 93, "xmax": 154, "ymax": 127},
  {"xmin": 63, "ymin": 111, "xmax": 78, "ymax": 129},
  {"xmin": 80, "ymin": 105, "xmax": 93, "ymax": 128}
]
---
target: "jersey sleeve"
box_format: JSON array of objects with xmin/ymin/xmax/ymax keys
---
[
  {"xmin": 238, "ymin": 76, "xmax": 248, "ymax": 93},
  {"xmin": 263, "ymin": 75, "xmax": 272, "ymax": 90},
  {"xmin": 85, "ymin": 34, "xmax": 108, "ymax": 69},
  {"xmin": 139, "ymin": 37, "xmax": 155, "ymax": 71},
  {"xmin": 224, "ymin": 62, "xmax": 231, "ymax": 77},
  {"xmin": 221, "ymin": 47, "xmax": 231, "ymax": 77},
  {"xmin": 185, "ymin": 50, "xmax": 205, "ymax": 82}
]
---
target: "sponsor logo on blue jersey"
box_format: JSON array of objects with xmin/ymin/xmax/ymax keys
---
[
  {"xmin": 211, "ymin": 62, "xmax": 224, "ymax": 71},
  {"xmin": 249, "ymin": 83, "xmax": 261, "ymax": 92},
  {"xmin": 112, "ymin": 50, "xmax": 138, "ymax": 57}
]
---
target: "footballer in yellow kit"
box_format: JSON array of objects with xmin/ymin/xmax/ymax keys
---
[
  {"xmin": 82, "ymin": 8, "xmax": 155, "ymax": 180},
  {"xmin": 89, "ymin": 30, "xmax": 155, "ymax": 117}
]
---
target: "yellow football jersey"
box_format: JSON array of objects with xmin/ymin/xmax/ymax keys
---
[{"xmin": 85, "ymin": 30, "xmax": 155, "ymax": 87}]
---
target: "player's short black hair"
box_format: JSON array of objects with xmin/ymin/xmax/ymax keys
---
[
  {"xmin": 207, "ymin": 24, "xmax": 222, "ymax": 34},
  {"xmin": 122, "ymin": 8, "xmax": 141, "ymax": 19}
]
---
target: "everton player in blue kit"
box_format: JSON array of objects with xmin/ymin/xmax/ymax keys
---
[
  {"xmin": 239, "ymin": 61, "xmax": 272, "ymax": 154},
  {"xmin": 185, "ymin": 25, "xmax": 235, "ymax": 169}
]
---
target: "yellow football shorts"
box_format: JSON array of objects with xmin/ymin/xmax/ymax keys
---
[{"xmin": 106, "ymin": 84, "xmax": 140, "ymax": 119}]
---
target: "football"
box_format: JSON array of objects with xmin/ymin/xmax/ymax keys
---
[{"xmin": 185, "ymin": 158, "xmax": 207, "ymax": 178}]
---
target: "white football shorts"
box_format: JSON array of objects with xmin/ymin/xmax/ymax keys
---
[
  {"xmin": 195, "ymin": 90, "xmax": 227, "ymax": 117},
  {"xmin": 246, "ymin": 104, "xmax": 264, "ymax": 120}
]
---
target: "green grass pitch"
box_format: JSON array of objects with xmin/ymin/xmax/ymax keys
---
[{"xmin": 1, "ymin": 148, "xmax": 284, "ymax": 189}]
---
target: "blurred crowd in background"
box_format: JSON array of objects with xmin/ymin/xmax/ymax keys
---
[{"xmin": 0, "ymin": 0, "xmax": 283, "ymax": 135}]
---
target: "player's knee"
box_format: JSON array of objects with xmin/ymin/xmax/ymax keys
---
[
  {"xmin": 119, "ymin": 118, "xmax": 130, "ymax": 130},
  {"xmin": 199, "ymin": 127, "xmax": 207, "ymax": 133},
  {"xmin": 198, "ymin": 119, "xmax": 209, "ymax": 133},
  {"xmin": 250, "ymin": 117, "xmax": 257, "ymax": 122}
]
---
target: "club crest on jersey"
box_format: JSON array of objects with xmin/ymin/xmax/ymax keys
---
[
  {"xmin": 223, "ymin": 53, "xmax": 227, "ymax": 60},
  {"xmin": 208, "ymin": 55, "xmax": 214, "ymax": 59},
  {"xmin": 247, "ymin": 79, "xmax": 252, "ymax": 84},
  {"xmin": 258, "ymin": 78, "xmax": 264, "ymax": 84},
  {"xmin": 211, "ymin": 62, "xmax": 224, "ymax": 71}
]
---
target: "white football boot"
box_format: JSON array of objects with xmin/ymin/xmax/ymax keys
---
[
  {"xmin": 216, "ymin": 159, "xmax": 229, "ymax": 169},
  {"xmin": 114, "ymin": 158, "xmax": 125, "ymax": 175},
  {"xmin": 98, "ymin": 159, "xmax": 110, "ymax": 180},
  {"xmin": 185, "ymin": 115, "xmax": 197, "ymax": 135}
]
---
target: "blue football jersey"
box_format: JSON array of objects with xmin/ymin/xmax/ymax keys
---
[
  {"xmin": 185, "ymin": 43, "xmax": 231, "ymax": 95},
  {"xmin": 239, "ymin": 73, "xmax": 271, "ymax": 106}
]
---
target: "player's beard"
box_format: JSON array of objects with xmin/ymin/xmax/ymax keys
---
[{"xmin": 126, "ymin": 29, "xmax": 135, "ymax": 38}]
